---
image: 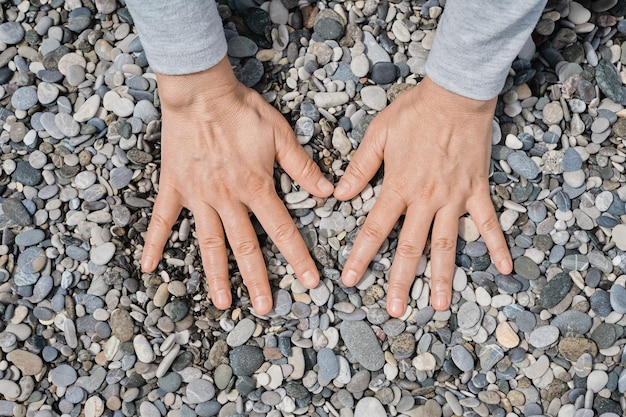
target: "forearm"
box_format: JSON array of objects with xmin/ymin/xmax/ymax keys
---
[
  {"xmin": 126, "ymin": 0, "xmax": 227, "ymax": 75},
  {"xmin": 425, "ymin": 0, "xmax": 547, "ymax": 100}
]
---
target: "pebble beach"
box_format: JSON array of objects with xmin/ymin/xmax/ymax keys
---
[{"xmin": 2, "ymin": 0, "xmax": 626, "ymax": 417}]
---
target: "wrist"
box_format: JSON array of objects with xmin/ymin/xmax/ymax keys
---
[
  {"xmin": 156, "ymin": 56, "xmax": 244, "ymax": 114},
  {"xmin": 419, "ymin": 75, "xmax": 496, "ymax": 116}
]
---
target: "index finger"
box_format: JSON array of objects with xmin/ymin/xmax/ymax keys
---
[{"xmin": 142, "ymin": 188, "xmax": 183, "ymax": 272}]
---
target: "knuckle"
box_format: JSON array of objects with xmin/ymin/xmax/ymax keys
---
[
  {"xmin": 233, "ymin": 239, "xmax": 259, "ymax": 257},
  {"xmin": 480, "ymin": 215, "xmax": 502, "ymax": 234},
  {"xmin": 299, "ymin": 158, "xmax": 320, "ymax": 183},
  {"xmin": 149, "ymin": 211, "xmax": 172, "ymax": 231},
  {"xmin": 245, "ymin": 176, "xmax": 274, "ymax": 202},
  {"xmin": 431, "ymin": 237, "xmax": 456, "ymax": 253},
  {"xmin": 199, "ymin": 234, "xmax": 224, "ymax": 250},
  {"xmin": 346, "ymin": 159, "xmax": 368, "ymax": 181},
  {"xmin": 387, "ymin": 281, "xmax": 410, "ymax": 296},
  {"xmin": 360, "ymin": 224, "xmax": 386, "ymax": 242},
  {"xmin": 395, "ymin": 241, "xmax": 422, "ymax": 260},
  {"xmin": 273, "ymin": 221, "xmax": 298, "ymax": 243}
]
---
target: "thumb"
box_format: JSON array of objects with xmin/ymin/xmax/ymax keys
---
[
  {"xmin": 274, "ymin": 124, "xmax": 334, "ymax": 198},
  {"xmin": 334, "ymin": 122, "xmax": 385, "ymax": 200}
]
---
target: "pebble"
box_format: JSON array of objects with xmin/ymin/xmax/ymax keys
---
[
  {"xmin": 354, "ymin": 397, "xmax": 386, "ymax": 417},
  {"xmin": 186, "ymin": 379, "xmax": 215, "ymax": 403},
  {"xmin": 226, "ymin": 318, "xmax": 256, "ymax": 347},
  {"xmin": 11, "ymin": 86, "xmax": 38, "ymax": 111},
  {"xmin": 360, "ymin": 85, "xmax": 387, "ymax": 111},
  {"xmin": 340, "ymin": 321, "xmax": 384, "ymax": 371}
]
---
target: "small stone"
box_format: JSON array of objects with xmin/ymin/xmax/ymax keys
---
[
  {"xmin": 11, "ymin": 86, "xmax": 38, "ymax": 111},
  {"xmin": 318, "ymin": 348, "xmax": 339, "ymax": 379},
  {"xmin": 226, "ymin": 318, "xmax": 256, "ymax": 347},
  {"xmin": 540, "ymin": 272, "xmax": 572, "ymax": 309},
  {"xmin": 451, "ymin": 345, "xmax": 474, "ymax": 372},
  {"xmin": 542, "ymin": 101, "xmax": 564, "ymax": 124},
  {"xmin": 50, "ymin": 364, "xmax": 77, "ymax": 387},
  {"xmin": 340, "ymin": 321, "xmax": 385, "ymax": 371},
  {"xmin": 612, "ymin": 224, "xmax": 626, "ymax": 250},
  {"xmin": 230, "ymin": 345, "xmax": 264, "ymax": 376},
  {"xmin": 314, "ymin": 9, "xmax": 345, "ymax": 40},
  {"xmin": 354, "ymin": 397, "xmax": 386, "ymax": 417},
  {"xmin": 2, "ymin": 198, "xmax": 32, "ymax": 226},
  {"xmin": 0, "ymin": 22, "xmax": 24, "ymax": 44},
  {"xmin": 6, "ymin": 350, "xmax": 43, "ymax": 376},
  {"xmin": 596, "ymin": 59, "xmax": 624, "ymax": 102},
  {"xmin": 528, "ymin": 325, "xmax": 560, "ymax": 349},
  {"xmin": 157, "ymin": 372, "xmax": 182, "ymax": 393},
  {"xmin": 495, "ymin": 322, "xmax": 520, "ymax": 348},
  {"xmin": 227, "ymin": 36, "xmax": 258, "ymax": 58},
  {"xmin": 507, "ymin": 151, "xmax": 539, "ymax": 179},
  {"xmin": 610, "ymin": 283, "xmax": 626, "ymax": 313},
  {"xmin": 186, "ymin": 378, "xmax": 216, "ymax": 403},
  {"xmin": 370, "ymin": 62, "xmax": 397, "ymax": 84},
  {"xmin": 360, "ymin": 85, "xmax": 387, "ymax": 111},
  {"xmin": 90, "ymin": 242, "xmax": 116, "ymax": 266},
  {"xmin": 133, "ymin": 334, "xmax": 155, "ymax": 363},
  {"xmin": 558, "ymin": 337, "xmax": 598, "ymax": 361}
]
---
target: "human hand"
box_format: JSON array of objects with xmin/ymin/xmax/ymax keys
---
[
  {"xmin": 141, "ymin": 57, "xmax": 334, "ymax": 315},
  {"xmin": 335, "ymin": 76, "xmax": 512, "ymax": 317}
]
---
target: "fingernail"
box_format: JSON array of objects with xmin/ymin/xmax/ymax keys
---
[
  {"xmin": 141, "ymin": 256, "xmax": 153, "ymax": 272},
  {"xmin": 254, "ymin": 296, "xmax": 271, "ymax": 314},
  {"xmin": 214, "ymin": 290, "xmax": 229, "ymax": 308},
  {"xmin": 335, "ymin": 181, "xmax": 350, "ymax": 195},
  {"xmin": 301, "ymin": 270, "xmax": 319, "ymax": 287},
  {"xmin": 433, "ymin": 292, "xmax": 449, "ymax": 310},
  {"xmin": 342, "ymin": 269, "xmax": 359, "ymax": 286},
  {"xmin": 389, "ymin": 298, "xmax": 405, "ymax": 317},
  {"xmin": 317, "ymin": 177, "xmax": 334, "ymax": 195},
  {"xmin": 499, "ymin": 258, "xmax": 512, "ymax": 273}
]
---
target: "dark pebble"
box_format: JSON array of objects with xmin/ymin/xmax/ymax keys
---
[
  {"xmin": 230, "ymin": 346, "xmax": 264, "ymax": 376},
  {"xmin": 12, "ymin": 161, "xmax": 42, "ymax": 186},
  {"xmin": 370, "ymin": 62, "xmax": 398, "ymax": 84},
  {"xmin": 596, "ymin": 59, "xmax": 624, "ymax": 102},
  {"xmin": 590, "ymin": 290, "xmax": 612, "ymax": 317},
  {"xmin": 540, "ymin": 272, "xmax": 572, "ymax": 309},
  {"xmin": 235, "ymin": 58, "xmax": 264, "ymax": 87}
]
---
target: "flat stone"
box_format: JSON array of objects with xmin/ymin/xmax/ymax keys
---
[
  {"xmin": 540, "ymin": 272, "xmax": 572, "ymax": 309},
  {"xmin": 226, "ymin": 318, "xmax": 256, "ymax": 347},
  {"xmin": 354, "ymin": 397, "xmax": 386, "ymax": 417},
  {"xmin": 90, "ymin": 242, "xmax": 116, "ymax": 266},
  {"xmin": 314, "ymin": 9, "xmax": 345, "ymax": 40},
  {"xmin": 11, "ymin": 86, "xmax": 38, "ymax": 111},
  {"xmin": 230, "ymin": 345, "xmax": 264, "ymax": 376},
  {"xmin": 227, "ymin": 36, "xmax": 258, "ymax": 58},
  {"xmin": 596, "ymin": 59, "xmax": 624, "ymax": 102},
  {"xmin": 551, "ymin": 310, "xmax": 592, "ymax": 335},
  {"xmin": 186, "ymin": 378, "xmax": 215, "ymax": 403},
  {"xmin": 6, "ymin": 350, "xmax": 43, "ymax": 376},
  {"xmin": 133, "ymin": 334, "xmax": 154, "ymax": 363},
  {"xmin": 50, "ymin": 364, "xmax": 77, "ymax": 387},
  {"xmin": 340, "ymin": 320, "xmax": 385, "ymax": 371},
  {"xmin": 0, "ymin": 22, "xmax": 24, "ymax": 44},
  {"xmin": 610, "ymin": 283, "xmax": 626, "ymax": 313},
  {"xmin": 528, "ymin": 325, "xmax": 559, "ymax": 349},
  {"xmin": 514, "ymin": 256, "xmax": 540, "ymax": 280},
  {"xmin": 451, "ymin": 345, "xmax": 474, "ymax": 372},
  {"xmin": 2, "ymin": 198, "xmax": 32, "ymax": 226},
  {"xmin": 507, "ymin": 151, "xmax": 539, "ymax": 179},
  {"xmin": 318, "ymin": 348, "xmax": 339, "ymax": 379},
  {"xmin": 558, "ymin": 337, "xmax": 598, "ymax": 361},
  {"xmin": 360, "ymin": 85, "xmax": 387, "ymax": 111},
  {"xmin": 109, "ymin": 167, "xmax": 133, "ymax": 189}
]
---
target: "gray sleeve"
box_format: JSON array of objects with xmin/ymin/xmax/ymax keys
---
[
  {"xmin": 425, "ymin": 0, "xmax": 547, "ymax": 100},
  {"xmin": 125, "ymin": 0, "xmax": 227, "ymax": 75}
]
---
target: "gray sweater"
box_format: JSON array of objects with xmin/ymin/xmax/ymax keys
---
[{"xmin": 126, "ymin": 0, "xmax": 546, "ymax": 100}]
